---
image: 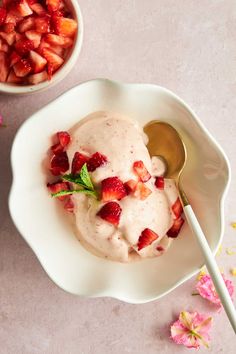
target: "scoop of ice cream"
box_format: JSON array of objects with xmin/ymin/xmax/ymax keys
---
[{"xmin": 67, "ymin": 111, "xmax": 179, "ymax": 262}]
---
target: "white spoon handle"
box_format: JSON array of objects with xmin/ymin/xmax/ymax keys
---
[{"xmin": 184, "ymin": 205, "xmax": 236, "ymax": 334}]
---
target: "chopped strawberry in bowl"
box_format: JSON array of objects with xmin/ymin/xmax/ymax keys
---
[{"xmin": 0, "ymin": 0, "xmax": 83, "ymax": 93}]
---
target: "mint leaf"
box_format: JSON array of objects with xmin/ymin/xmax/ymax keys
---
[
  {"xmin": 62, "ymin": 174, "xmax": 85, "ymax": 187},
  {"xmin": 79, "ymin": 164, "xmax": 94, "ymax": 190},
  {"xmin": 52, "ymin": 189, "xmax": 97, "ymax": 198}
]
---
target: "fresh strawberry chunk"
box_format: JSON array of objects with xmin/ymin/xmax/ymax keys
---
[
  {"xmin": 3, "ymin": 22, "xmax": 15, "ymax": 33},
  {"xmin": 29, "ymin": 50, "xmax": 47, "ymax": 73},
  {"xmin": 0, "ymin": 7, "xmax": 7, "ymax": 26},
  {"xmin": 155, "ymin": 176, "xmax": 164, "ymax": 190},
  {"xmin": 7, "ymin": 69, "xmax": 22, "ymax": 83},
  {"xmin": 34, "ymin": 15, "xmax": 50, "ymax": 33},
  {"xmin": 47, "ymin": 181, "xmax": 70, "ymax": 201},
  {"xmin": 44, "ymin": 33, "xmax": 73, "ymax": 48},
  {"xmin": 53, "ymin": 16, "xmax": 77, "ymax": 37},
  {"xmin": 172, "ymin": 197, "xmax": 183, "ymax": 219},
  {"xmin": 51, "ymin": 142, "xmax": 63, "ymax": 155},
  {"xmin": 25, "ymin": 30, "xmax": 41, "ymax": 47},
  {"xmin": 49, "ymin": 43, "xmax": 64, "ymax": 56},
  {"xmin": 133, "ymin": 160, "xmax": 151, "ymax": 182},
  {"xmin": 42, "ymin": 47, "xmax": 64, "ymax": 77},
  {"xmin": 97, "ymin": 201, "xmax": 122, "ymax": 226},
  {"xmin": 9, "ymin": 50, "xmax": 21, "ymax": 66},
  {"xmin": 64, "ymin": 197, "xmax": 74, "ymax": 212},
  {"xmin": 57, "ymin": 131, "xmax": 71, "ymax": 148},
  {"xmin": 0, "ymin": 52, "xmax": 9, "ymax": 82},
  {"xmin": 0, "ymin": 31, "xmax": 16, "ymax": 45},
  {"xmin": 46, "ymin": 0, "xmax": 60, "ymax": 13},
  {"xmin": 15, "ymin": 32, "xmax": 24, "ymax": 41},
  {"xmin": 133, "ymin": 182, "xmax": 152, "ymax": 200},
  {"xmin": 167, "ymin": 217, "xmax": 184, "ymax": 238},
  {"xmin": 5, "ymin": 11, "xmax": 22, "ymax": 25},
  {"xmin": 137, "ymin": 228, "xmax": 159, "ymax": 251},
  {"xmin": 87, "ymin": 152, "xmax": 108, "ymax": 172},
  {"xmin": 71, "ymin": 152, "xmax": 89, "ymax": 175},
  {"xmin": 50, "ymin": 151, "xmax": 69, "ymax": 175},
  {"xmin": 101, "ymin": 177, "xmax": 127, "ymax": 202},
  {"xmin": 27, "ymin": 70, "xmax": 48, "ymax": 84},
  {"xmin": 13, "ymin": 58, "xmax": 32, "ymax": 77},
  {"xmin": 15, "ymin": 37, "xmax": 34, "ymax": 55},
  {"xmin": 30, "ymin": 3, "xmax": 46, "ymax": 15},
  {"xmin": 124, "ymin": 179, "xmax": 138, "ymax": 194},
  {"xmin": 0, "ymin": 38, "xmax": 9, "ymax": 52},
  {"xmin": 11, "ymin": 0, "xmax": 33, "ymax": 17},
  {"xmin": 18, "ymin": 16, "xmax": 34, "ymax": 32}
]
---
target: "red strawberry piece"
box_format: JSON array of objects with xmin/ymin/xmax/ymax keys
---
[
  {"xmin": 34, "ymin": 15, "xmax": 50, "ymax": 33},
  {"xmin": 5, "ymin": 11, "xmax": 22, "ymax": 25},
  {"xmin": 50, "ymin": 151, "xmax": 69, "ymax": 175},
  {"xmin": 3, "ymin": 22, "xmax": 15, "ymax": 33},
  {"xmin": 13, "ymin": 58, "xmax": 31, "ymax": 77},
  {"xmin": 87, "ymin": 152, "xmax": 108, "ymax": 172},
  {"xmin": 15, "ymin": 37, "xmax": 34, "ymax": 55},
  {"xmin": 51, "ymin": 142, "xmax": 63, "ymax": 155},
  {"xmin": 155, "ymin": 176, "xmax": 164, "ymax": 190},
  {"xmin": 97, "ymin": 201, "xmax": 122, "ymax": 226},
  {"xmin": 29, "ymin": 50, "xmax": 47, "ymax": 73},
  {"xmin": 11, "ymin": 0, "xmax": 33, "ymax": 17},
  {"xmin": 133, "ymin": 182, "xmax": 152, "ymax": 200},
  {"xmin": 53, "ymin": 16, "xmax": 77, "ymax": 37},
  {"xmin": 124, "ymin": 179, "xmax": 138, "ymax": 194},
  {"xmin": 101, "ymin": 177, "xmax": 127, "ymax": 202},
  {"xmin": 47, "ymin": 181, "xmax": 70, "ymax": 201},
  {"xmin": 46, "ymin": 0, "xmax": 60, "ymax": 13},
  {"xmin": 0, "ymin": 52, "xmax": 9, "ymax": 82},
  {"xmin": 137, "ymin": 228, "xmax": 159, "ymax": 251},
  {"xmin": 172, "ymin": 197, "xmax": 183, "ymax": 219},
  {"xmin": 133, "ymin": 160, "xmax": 151, "ymax": 182},
  {"xmin": 27, "ymin": 70, "xmax": 48, "ymax": 84},
  {"xmin": 0, "ymin": 31, "xmax": 16, "ymax": 45},
  {"xmin": 15, "ymin": 32, "xmax": 24, "ymax": 41},
  {"xmin": 71, "ymin": 152, "xmax": 89, "ymax": 175},
  {"xmin": 0, "ymin": 7, "xmax": 7, "ymax": 26},
  {"xmin": 44, "ymin": 33, "xmax": 73, "ymax": 48},
  {"xmin": 49, "ymin": 43, "xmax": 64, "ymax": 56},
  {"xmin": 42, "ymin": 47, "xmax": 64, "ymax": 77},
  {"xmin": 64, "ymin": 197, "xmax": 74, "ymax": 212},
  {"xmin": 9, "ymin": 50, "xmax": 21, "ymax": 67},
  {"xmin": 7, "ymin": 69, "xmax": 22, "ymax": 83},
  {"xmin": 57, "ymin": 131, "xmax": 71, "ymax": 148},
  {"xmin": 18, "ymin": 16, "xmax": 35, "ymax": 32},
  {"xmin": 30, "ymin": 3, "xmax": 46, "ymax": 15},
  {"xmin": 25, "ymin": 30, "xmax": 41, "ymax": 48},
  {"xmin": 167, "ymin": 217, "xmax": 184, "ymax": 238},
  {"xmin": 0, "ymin": 38, "xmax": 9, "ymax": 52}
]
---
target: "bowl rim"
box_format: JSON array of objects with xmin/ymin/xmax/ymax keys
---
[
  {"xmin": 8, "ymin": 78, "xmax": 231, "ymax": 303},
  {"xmin": 0, "ymin": 0, "xmax": 84, "ymax": 94}
]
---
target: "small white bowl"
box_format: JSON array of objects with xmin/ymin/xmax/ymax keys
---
[
  {"xmin": 0, "ymin": 0, "xmax": 83, "ymax": 95},
  {"xmin": 9, "ymin": 79, "xmax": 230, "ymax": 303}
]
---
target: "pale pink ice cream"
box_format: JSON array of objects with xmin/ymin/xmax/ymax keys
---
[{"xmin": 67, "ymin": 111, "xmax": 179, "ymax": 262}]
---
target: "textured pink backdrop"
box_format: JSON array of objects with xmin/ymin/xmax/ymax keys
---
[{"xmin": 1, "ymin": 0, "xmax": 236, "ymax": 353}]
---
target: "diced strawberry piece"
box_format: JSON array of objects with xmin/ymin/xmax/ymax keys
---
[
  {"xmin": 124, "ymin": 179, "xmax": 138, "ymax": 194},
  {"xmin": 15, "ymin": 32, "xmax": 24, "ymax": 41},
  {"xmin": 11, "ymin": 0, "xmax": 33, "ymax": 17},
  {"xmin": 15, "ymin": 37, "xmax": 34, "ymax": 55},
  {"xmin": 155, "ymin": 176, "xmax": 164, "ymax": 190},
  {"xmin": 51, "ymin": 142, "xmax": 63, "ymax": 155},
  {"xmin": 0, "ymin": 38, "xmax": 9, "ymax": 52},
  {"xmin": 27, "ymin": 0, "xmax": 38, "ymax": 4},
  {"xmin": 27, "ymin": 70, "xmax": 48, "ymax": 84},
  {"xmin": 29, "ymin": 50, "xmax": 47, "ymax": 73},
  {"xmin": 44, "ymin": 33, "xmax": 73, "ymax": 48},
  {"xmin": 25, "ymin": 30, "xmax": 41, "ymax": 48},
  {"xmin": 13, "ymin": 58, "xmax": 31, "ymax": 77},
  {"xmin": 97, "ymin": 201, "xmax": 122, "ymax": 226},
  {"xmin": 101, "ymin": 177, "xmax": 127, "ymax": 202},
  {"xmin": 64, "ymin": 197, "xmax": 74, "ymax": 212},
  {"xmin": 0, "ymin": 7, "xmax": 7, "ymax": 26},
  {"xmin": 167, "ymin": 217, "xmax": 185, "ymax": 238},
  {"xmin": 30, "ymin": 3, "xmax": 46, "ymax": 15},
  {"xmin": 71, "ymin": 152, "xmax": 89, "ymax": 175},
  {"xmin": 133, "ymin": 160, "xmax": 151, "ymax": 182},
  {"xmin": 49, "ymin": 43, "xmax": 64, "ymax": 56},
  {"xmin": 34, "ymin": 15, "xmax": 50, "ymax": 33},
  {"xmin": 3, "ymin": 22, "xmax": 15, "ymax": 33},
  {"xmin": 18, "ymin": 16, "xmax": 34, "ymax": 32},
  {"xmin": 47, "ymin": 181, "xmax": 70, "ymax": 201},
  {"xmin": 133, "ymin": 182, "xmax": 152, "ymax": 200},
  {"xmin": 42, "ymin": 47, "xmax": 64, "ymax": 77},
  {"xmin": 0, "ymin": 31, "xmax": 16, "ymax": 45},
  {"xmin": 9, "ymin": 50, "xmax": 21, "ymax": 67},
  {"xmin": 53, "ymin": 16, "xmax": 77, "ymax": 37},
  {"xmin": 5, "ymin": 11, "xmax": 22, "ymax": 25},
  {"xmin": 57, "ymin": 131, "xmax": 71, "ymax": 148},
  {"xmin": 50, "ymin": 151, "xmax": 69, "ymax": 175},
  {"xmin": 7, "ymin": 69, "xmax": 22, "ymax": 83},
  {"xmin": 172, "ymin": 197, "xmax": 183, "ymax": 219},
  {"xmin": 46, "ymin": 0, "xmax": 60, "ymax": 13},
  {"xmin": 0, "ymin": 52, "xmax": 9, "ymax": 82},
  {"xmin": 137, "ymin": 228, "xmax": 159, "ymax": 251},
  {"xmin": 87, "ymin": 152, "xmax": 108, "ymax": 172}
]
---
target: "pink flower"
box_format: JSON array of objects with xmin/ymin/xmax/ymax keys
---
[
  {"xmin": 170, "ymin": 311, "xmax": 212, "ymax": 349},
  {"xmin": 196, "ymin": 274, "xmax": 234, "ymax": 307}
]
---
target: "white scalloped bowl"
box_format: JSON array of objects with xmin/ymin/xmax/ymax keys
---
[{"xmin": 9, "ymin": 79, "xmax": 230, "ymax": 303}]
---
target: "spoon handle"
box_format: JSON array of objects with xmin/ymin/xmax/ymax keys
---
[{"xmin": 184, "ymin": 204, "xmax": 236, "ymax": 334}]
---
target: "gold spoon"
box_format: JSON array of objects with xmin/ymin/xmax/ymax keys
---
[{"xmin": 144, "ymin": 120, "xmax": 236, "ymax": 334}]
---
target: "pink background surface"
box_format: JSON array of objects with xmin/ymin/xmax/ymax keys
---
[{"xmin": 1, "ymin": 0, "xmax": 236, "ymax": 352}]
